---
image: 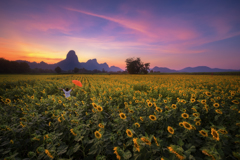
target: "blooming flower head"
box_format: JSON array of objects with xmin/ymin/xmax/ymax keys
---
[
  {"xmin": 149, "ymin": 115, "xmax": 157, "ymax": 121},
  {"xmin": 126, "ymin": 129, "xmax": 133, "ymax": 137},
  {"xmin": 211, "ymin": 128, "xmax": 220, "ymax": 141},
  {"xmin": 98, "ymin": 123, "xmax": 104, "ymax": 128},
  {"xmin": 141, "ymin": 137, "xmax": 151, "ymax": 146},
  {"xmin": 119, "ymin": 113, "xmax": 126, "ymax": 119},
  {"xmin": 181, "ymin": 113, "xmax": 189, "ymax": 119},
  {"xmin": 167, "ymin": 126, "xmax": 174, "ymax": 134},
  {"xmin": 134, "ymin": 122, "xmax": 140, "ymax": 128},
  {"xmin": 94, "ymin": 131, "xmax": 102, "ymax": 139},
  {"xmin": 133, "ymin": 138, "xmax": 140, "ymax": 152},
  {"xmin": 199, "ymin": 130, "xmax": 208, "ymax": 137}
]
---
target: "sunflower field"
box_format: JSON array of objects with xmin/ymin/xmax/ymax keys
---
[{"xmin": 0, "ymin": 74, "xmax": 240, "ymax": 160}]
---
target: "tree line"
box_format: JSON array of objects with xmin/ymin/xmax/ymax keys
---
[
  {"xmin": 0, "ymin": 57, "xmax": 150, "ymax": 74},
  {"xmin": 0, "ymin": 58, "xmax": 31, "ymax": 74}
]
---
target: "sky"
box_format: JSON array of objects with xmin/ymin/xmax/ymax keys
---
[{"xmin": 0, "ymin": 0, "xmax": 240, "ymax": 70}]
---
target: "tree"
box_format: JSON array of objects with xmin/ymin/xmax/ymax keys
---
[
  {"xmin": 125, "ymin": 58, "xmax": 150, "ymax": 74},
  {"xmin": 55, "ymin": 66, "xmax": 62, "ymax": 73},
  {"xmin": 102, "ymin": 68, "xmax": 106, "ymax": 73},
  {"xmin": 73, "ymin": 67, "xmax": 79, "ymax": 73}
]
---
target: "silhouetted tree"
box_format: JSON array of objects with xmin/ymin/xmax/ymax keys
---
[
  {"xmin": 102, "ymin": 68, "xmax": 106, "ymax": 73},
  {"xmin": 0, "ymin": 58, "xmax": 31, "ymax": 74},
  {"xmin": 55, "ymin": 66, "xmax": 62, "ymax": 73},
  {"xmin": 125, "ymin": 58, "xmax": 150, "ymax": 74},
  {"xmin": 73, "ymin": 67, "xmax": 79, "ymax": 73}
]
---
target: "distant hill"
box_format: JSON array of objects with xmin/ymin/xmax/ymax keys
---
[
  {"xmin": 16, "ymin": 50, "xmax": 123, "ymax": 72},
  {"xmin": 178, "ymin": 66, "xmax": 240, "ymax": 72},
  {"xmin": 152, "ymin": 66, "xmax": 240, "ymax": 73},
  {"xmin": 152, "ymin": 67, "xmax": 178, "ymax": 73}
]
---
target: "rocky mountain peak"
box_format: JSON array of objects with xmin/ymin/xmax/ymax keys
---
[{"xmin": 66, "ymin": 50, "xmax": 78, "ymax": 63}]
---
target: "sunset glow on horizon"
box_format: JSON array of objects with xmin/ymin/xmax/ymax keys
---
[{"xmin": 1, "ymin": 0, "xmax": 240, "ymax": 70}]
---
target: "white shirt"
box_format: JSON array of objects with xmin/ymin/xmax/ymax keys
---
[{"xmin": 63, "ymin": 89, "xmax": 72, "ymax": 98}]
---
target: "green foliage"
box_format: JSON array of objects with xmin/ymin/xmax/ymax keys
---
[{"xmin": 0, "ymin": 74, "xmax": 240, "ymax": 159}]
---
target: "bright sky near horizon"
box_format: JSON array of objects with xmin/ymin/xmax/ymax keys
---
[{"xmin": 1, "ymin": 0, "xmax": 240, "ymax": 70}]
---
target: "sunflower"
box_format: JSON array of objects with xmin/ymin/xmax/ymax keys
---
[
  {"xmin": 5, "ymin": 98, "xmax": 11, "ymax": 104},
  {"xmin": 205, "ymin": 92, "xmax": 212, "ymax": 97},
  {"xmin": 168, "ymin": 146, "xmax": 185, "ymax": 160},
  {"xmin": 181, "ymin": 99, "xmax": 186, "ymax": 104},
  {"xmin": 193, "ymin": 113, "xmax": 199, "ymax": 117},
  {"xmin": 140, "ymin": 117, "xmax": 144, "ymax": 122},
  {"xmin": 126, "ymin": 129, "xmax": 133, "ymax": 137},
  {"xmin": 213, "ymin": 103, "xmax": 219, "ymax": 108},
  {"xmin": 58, "ymin": 117, "xmax": 61, "ymax": 122},
  {"xmin": 202, "ymin": 150, "xmax": 215, "ymax": 159},
  {"xmin": 199, "ymin": 130, "xmax": 208, "ymax": 137},
  {"xmin": 10, "ymin": 140, "xmax": 14, "ymax": 144},
  {"xmin": 167, "ymin": 126, "xmax": 174, "ymax": 134},
  {"xmin": 211, "ymin": 128, "xmax": 219, "ymax": 141},
  {"xmin": 156, "ymin": 107, "xmax": 162, "ymax": 112},
  {"xmin": 228, "ymin": 96, "xmax": 233, "ymax": 99},
  {"xmin": 113, "ymin": 147, "xmax": 121, "ymax": 160},
  {"xmin": 215, "ymin": 109, "xmax": 222, "ymax": 114},
  {"xmin": 149, "ymin": 115, "xmax": 157, "ymax": 121},
  {"xmin": 98, "ymin": 123, "xmax": 104, "ymax": 128},
  {"xmin": 135, "ymin": 123, "xmax": 140, "ymax": 128},
  {"xmin": 97, "ymin": 106, "xmax": 103, "ymax": 112},
  {"xmin": 232, "ymin": 100, "xmax": 239, "ymax": 104},
  {"xmin": 129, "ymin": 110, "xmax": 134, "ymax": 113},
  {"xmin": 182, "ymin": 121, "xmax": 192, "ymax": 130},
  {"xmin": 164, "ymin": 100, "xmax": 167, "ymax": 103},
  {"xmin": 94, "ymin": 131, "xmax": 102, "ymax": 139},
  {"xmin": 171, "ymin": 104, "xmax": 177, "ymax": 109},
  {"xmin": 191, "ymin": 108, "xmax": 197, "ymax": 112},
  {"xmin": 148, "ymin": 102, "xmax": 153, "ymax": 107},
  {"xmin": 141, "ymin": 137, "xmax": 151, "ymax": 146},
  {"xmin": 31, "ymin": 96, "xmax": 34, "ymax": 99},
  {"xmin": 194, "ymin": 117, "xmax": 201, "ymax": 121},
  {"xmin": 153, "ymin": 136, "xmax": 159, "ymax": 146},
  {"xmin": 119, "ymin": 113, "xmax": 126, "ymax": 119},
  {"xmin": 70, "ymin": 129, "xmax": 77, "ymax": 136},
  {"xmin": 92, "ymin": 103, "xmax": 98, "ymax": 109},
  {"xmin": 133, "ymin": 138, "xmax": 140, "ymax": 152},
  {"xmin": 181, "ymin": 113, "xmax": 189, "ymax": 119},
  {"xmin": 218, "ymin": 129, "xmax": 228, "ymax": 134},
  {"xmin": 195, "ymin": 121, "xmax": 201, "ymax": 126},
  {"xmin": 201, "ymin": 100, "xmax": 206, "ymax": 104},
  {"xmin": 45, "ymin": 149, "xmax": 54, "ymax": 159},
  {"xmin": 190, "ymin": 99, "xmax": 195, "ymax": 103},
  {"xmin": 179, "ymin": 122, "xmax": 184, "ymax": 127}
]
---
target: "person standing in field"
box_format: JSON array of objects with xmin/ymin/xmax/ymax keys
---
[{"xmin": 58, "ymin": 85, "xmax": 75, "ymax": 98}]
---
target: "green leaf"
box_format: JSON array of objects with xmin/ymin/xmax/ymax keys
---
[
  {"xmin": 177, "ymin": 139, "xmax": 184, "ymax": 147},
  {"xmin": 96, "ymin": 155, "xmax": 106, "ymax": 160},
  {"xmin": 88, "ymin": 148, "xmax": 98, "ymax": 155},
  {"xmin": 126, "ymin": 139, "xmax": 133, "ymax": 147},
  {"xmin": 73, "ymin": 143, "xmax": 80, "ymax": 153},
  {"xmin": 215, "ymin": 115, "xmax": 221, "ymax": 121},
  {"xmin": 123, "ymin": 150, "xmax": 132, "ymax": 159},
  {"xmin": 74, "ymin": 134, "xmax": 84, "ymax": 142},
  {"xmin": 189, "ymin": 155, "xmax": 195, "ymax": 160},
  {"xmin": 57, "ymin": 145, "xmax": 68, "ymax": 155}
]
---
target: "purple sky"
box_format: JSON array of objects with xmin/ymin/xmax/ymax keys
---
[{"xmin": 1, "ymin": 0, "xmax": 240, "ymax": 70}]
